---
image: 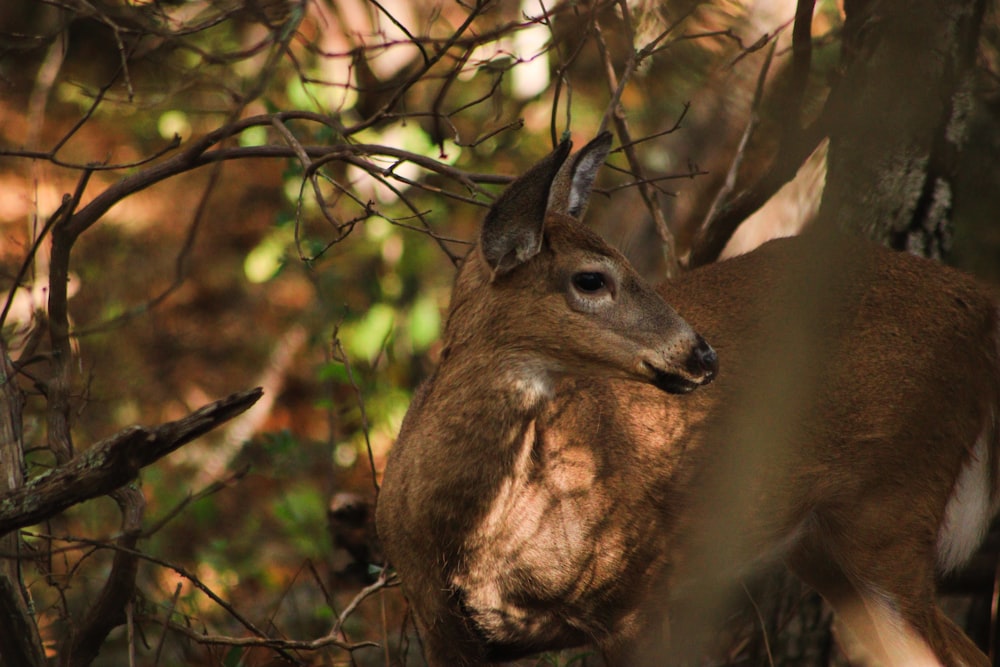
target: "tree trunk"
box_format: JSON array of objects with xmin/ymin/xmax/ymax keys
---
[
  {"xmin": 817, "ymin": 0, "xmax": 987, "ymax": 257},
  {"xmin": 0, "ymin": 341, "xmax": 46, "ymax": 667},
  {"xmin": 753, "ymin": 2, "xmax": 990, "ymax": 664}
]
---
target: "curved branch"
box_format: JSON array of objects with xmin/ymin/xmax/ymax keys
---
[
  {"xmin": 64, "ymin": 486, "xmax": 144, "ymax": 667},
  {"xmin": 160, "ymin": 620, "xmax": 378, "ymax": 652},
  {"xmin": 687, "ymin": 119, "xmax": 826, "ymax": 268},
  {"xmin": 40, "ymin": 131, "xmax": 503, "ymax": 244},
  {"xmin": 688, "ymin": 0, "xmax": 818, "ymax": 269}
]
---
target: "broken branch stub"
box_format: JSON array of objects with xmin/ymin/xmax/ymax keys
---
[{"xmin": 0, "ymin": 387, "xmax": 264, "ymax": 534}]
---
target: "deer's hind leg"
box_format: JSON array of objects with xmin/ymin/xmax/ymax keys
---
[
  {"xmin": 789, "ymin": 521, "xmax": 988, "ymax": 667},
  {"xmin": 833, "ymin": 582, "xmax": 988, "ymax": 667}
]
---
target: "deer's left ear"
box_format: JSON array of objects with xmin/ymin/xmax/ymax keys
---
[
  {"xmin": 480, "ymin": 139, "xmax": 573, "ymax": 278},
  {"xmin": 547, "ymin": 132, "xmax": 612, "ymax": 220}
]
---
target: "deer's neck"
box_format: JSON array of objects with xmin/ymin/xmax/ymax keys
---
[
  {"xmin": 393, "ymin": 252, "xmax": 560, "ymax": 558},
  {"xmin": 428, "ymin": 345, "xmax": 551, "ymax": 443},
  {"xmin": 400, "ymin": 346, "xmax": 551, "ymax": 547}
]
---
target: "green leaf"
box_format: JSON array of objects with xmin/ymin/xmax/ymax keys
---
[
  {"xmin": 222, "ymin": 645, "xmax": 243, "ymax": 667},
  {"xmin": 244, "ymin": 227, "xmax": 293, "ymax": 283},
  {"xmin": 343, "ymin": 304, "xmax": 395, "ymax": 361},
  {"xmin": 239, "ymin": 125, "xmax": 268, "ymax": 147},
  {"xmin": 408, "ymin": 295, "xmax": 441, "ymax": 352},
  {"xmin": 317, "ymin": 361, "xmax": 349, "ymax": 383}
]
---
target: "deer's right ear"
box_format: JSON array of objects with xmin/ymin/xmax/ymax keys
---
[
  {"xmin": 547, "ymin": 132, "xmax": 612, "ymax": 220},
  {"xmin": 481, "ymin": 140, "xmax": 573, "ymax": 279}
]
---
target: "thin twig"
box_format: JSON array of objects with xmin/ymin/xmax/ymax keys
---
[
  {"xmin": 331, "ymin": 329, "xmax": 379, "ymax": 497},
  {"xmin": 153, "ymin": 583, "xmax": 183, "ymax": 667},
  {"xmin": 152, "ymin": 571, "xmax": 392, "ymax": 653},
  {"xmin": 161, "ymin": 619, "xmax": 376, "ymax": 652},
  {"xmin": 594, "ymin": 7, "xmax": 680, "ymax": 276},
  {"xmin": 78, "ymin": 0, "xmax": 136, "ymax": 99},
  {"xmin": 729, "ymin": 19, "xmax": 794, "ymax": 69},
  {"xmin": 700, "ymin": 39, "xmax": 777, "ymax": 239},
  {"xmin": 141, "ymin": 466, "xmax": 250, "ymax": 539},
  {"xmin": 24, "ymin": 529, "xmax": 274, "ymax": 644},
  {"xmin": 742, "ymin": 582, "xmax": 776, "ymax": 667},
  {"xmin": 345, "ymin": 0, "xmax": 494, "ymax": 135},
  {"xmin": 367, "ymin": 0, "xmax": 430, "ymax": 65},
  {"xmin": 612, "ymin": 102, "xmax": 690, "ymax": 152}
]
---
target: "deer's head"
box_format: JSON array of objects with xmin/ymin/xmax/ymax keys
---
[{"xmin": 445, "ymin": 133, "xmax": 717, "ymax": 397}]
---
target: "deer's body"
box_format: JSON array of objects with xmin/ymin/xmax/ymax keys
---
[{"xmin": 376, "ymin": 135, "xmax": 999, "ymax": 666}]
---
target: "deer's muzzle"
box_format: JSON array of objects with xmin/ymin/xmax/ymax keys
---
[{"xmin": 644, "ymin": 335, "xmax": 718, "ymax": 394}]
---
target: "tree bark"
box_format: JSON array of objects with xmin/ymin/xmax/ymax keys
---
[
  {"xmin": 817, "ymin": 0, "xmax": 987, "ymax": 257},
  {"xmin": 754, "ymin": 2, "xmax": 989, "ymax": 664},
  {"xmin": 0, "ymin": 341, "xmax": 46, "ymax": 667},
  {"xmin": 0, "ymin": 388, "xmax": 263, "ymax": 534}
]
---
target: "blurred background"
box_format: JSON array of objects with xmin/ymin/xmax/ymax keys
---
[{"xmin": 1, "ymin": 0, "xmax": 999, "ymax": 665}]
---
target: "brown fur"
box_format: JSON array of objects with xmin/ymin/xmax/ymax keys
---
[{"xmin": 375, "ymin": 138, "xmax": 998, "ymax": 666}]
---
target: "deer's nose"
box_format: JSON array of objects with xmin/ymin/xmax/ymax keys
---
[{"xmin": 686, "ymin": 335, "xmax": 718, "ymax": 383}]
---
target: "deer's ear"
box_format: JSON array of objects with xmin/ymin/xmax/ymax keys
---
[
  {"xmin": 481, "ymin": 139, "xmax": 573, "ymax": 278},
  {"xmin": 547, "ymin": 132, "xmax": 612, "ymax": 220},
  {"xmin": 480, "ymin": 134, "xmax": 613, "ymax": 279}
]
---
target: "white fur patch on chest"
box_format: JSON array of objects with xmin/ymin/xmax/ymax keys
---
[
  {"xmin": 504, "ymin": 359, "xmax": 554, "ymax": 409},
  {"xmin": 936, "ymin": 426, "xmax": 996, "ymax": 573}
]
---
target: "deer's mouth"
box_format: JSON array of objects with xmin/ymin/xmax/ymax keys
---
[
  {"xmin": 643, "ymin": 363, "xmax": 703, "ymax": 394},
  {"xmin": 642, "ymin": 337, "xmax": 718, "ymax": 394}
]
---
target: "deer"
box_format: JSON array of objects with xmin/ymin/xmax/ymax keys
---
[{"xmin": 375, "ymin": 132, "xmax": 1000, "ymax": 667}]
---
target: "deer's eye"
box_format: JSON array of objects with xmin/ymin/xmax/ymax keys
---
[{"xmin": 572, "ymin": 272, "xmax": 608, "ymax": 293}]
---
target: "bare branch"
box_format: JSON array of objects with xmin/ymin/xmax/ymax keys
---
[
  {"xmin": 47, "ymin": 168, "xmax": 96, "ymax": 464},
  {"xmin": 787, "ymin": 0, "xmax": 817, "ymax": 128},
  {"xmin": 64, "ymin": 485, "xmax": 144, "ymax": 667},
  {"xmin": 152, "ymin": 571, "xmax": 391, "ymax": 655},
  {"xmin": 142, "ymin": 467, "xmax": 250, "ymax": 539},
  {"xmin": 0, "ymin": 338, "xmax": 45, "ymax": 667},
  {"xmin": 613, "ymin": 102, "xmax": 691, "ymax": 152},
  {"xmin": 345, "ymin": 0, "xmax": 493, "ymax": 135},
  {"xmin": 160, "ymin": 619, "xmax": 376, "ymax": 652},
  {"xmin": 689, "ymin": 1, "xmax": 824, "ymax": 269},
  {"xmin": 601, "ymin": 165, "xmax": 708, "ymax": 195},
  {"xmin": 0, "ymin": 388, "xmax": 263, "ymax": 534},
  {"xmin": 728, "ymin": 18, "xmax": 793, "ymax": 69},
  {"xmin": 594, "ymin": 6, "xmax": 681, "ymax": 276},
  {"xmin": 698, "ymin": 40, "xmax": 778, "ymax": 253},
  {"xmin": 24, "ymin": 528, "xmax": 280, "ymax": 651}
]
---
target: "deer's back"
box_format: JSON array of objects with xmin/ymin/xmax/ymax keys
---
[{"xmin": 660, "ymin": 234, "xmax": 1000, "ymax": 571}]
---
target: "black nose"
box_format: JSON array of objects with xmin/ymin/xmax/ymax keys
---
[{"xmin": 686, "ymin": 335, "xmax": 718, "ymax": 383}]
